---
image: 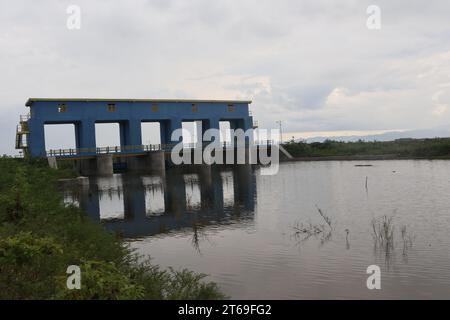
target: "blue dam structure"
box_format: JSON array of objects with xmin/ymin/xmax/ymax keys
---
[{"xmin": 16, "ymin": 98, "xmax": 257, "ymax": 175}]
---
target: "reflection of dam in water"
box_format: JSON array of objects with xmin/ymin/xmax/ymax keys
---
[{"xmin": 64, "ymin": 166, "xmax": 256, "ymax": 238}]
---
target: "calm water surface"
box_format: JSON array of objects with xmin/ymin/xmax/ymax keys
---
[{"xmin": 66, "ymin": 160, "xmax": 450, "ymax": 299}]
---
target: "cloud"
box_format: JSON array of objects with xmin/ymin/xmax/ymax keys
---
[{"xmin": 1, "ymin": 0, "xmax": 450, "ymax": 153}]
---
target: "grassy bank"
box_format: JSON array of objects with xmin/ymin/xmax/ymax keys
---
[
  {"xmin": 282, "ymin": 138, "xmax": 450, "ymax": 159},
  {"xmin": 0, "ymin": 157, "xmax": 225, "ymax": 300}
]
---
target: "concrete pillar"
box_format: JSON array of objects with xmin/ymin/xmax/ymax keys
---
[
  {"xmin": 165, "ymin": 169, "xmax": 186, "ymax": 215},
  {"xmin": 161, "ymin": 119, "xmax": 181, "ymax": 145},
  {"xmin": 120, "ymin": 120, "xmax": 142, "ymax": 149},
  {"xmin": 164, "ymin": 118, "xmax": 183, "ymax": 167},
  {"xmin": 243, "ymin": 117, "xmax": 254, "ymax": 149},
  {"xmin": 148, "ymin": 151, "xmax": 165, "ymax": 173},
  {"xmin": 78, "ymin": 158, "xmax": 97, "ymax": 176},
  {"xmin": 75, "ymin": 120, "xmax": 96, "ymax": 152},
  {"xmin": 242, "ymin": 117, "xmax": 253, "ymax": 132},
  {"xmin": 234, "ymin": 165, "xmax": 255, "ymax": 210},
  {"xmin": 79, "ymin": 179, "xmax": 101, "ymax": 222},
  {"xmin": 122, "ymin": 175, "xmax": 147, "ymax": 223},
  {"xmin": 130, "ymin": 119, "xmax": 143, "ymax": 146},
  {"xmin": 195, "ymin": 121, "xmax": 203, "ymax": 146},
  {"xmin": 27, "ymin": 119, "xmax": 46, "ymax": 157},
  {"xmin": 48, "ymin": 156, "xmax": 58, "ymax": 169},
  {"xmin": 198, "ymin": 165, "xmax": 213, "ymax": 208},
  {"xmin": 211, "ymin": 168, "xmax": 224, "ymax": 211},
  {"xmin": 159, "ymin": 121, "xmax": 168, "ymax": 145},
  {"xmin": 201, "ymin": 118, "xmax": 221, "ymax": 164},
  {"xmin": 96, "ymin": 154, "xmax": 113, "ymax": 176},
  {"xmin": 127, "ymin": 151, "xmax": 165, "ymax": 174},
  {"xmin": 119, "ymin": 122, "xmax": 127, "ymax": 147},
  {"xmin": 202, "ymin": 118, "xmax": 220, "ymax": 141},
  {"xmin": 168, "ymin": 118, "xmax": 183, "ymax": 144},
  {"xmin": 229, "ymin": 118, "xmax": 254, "ymax": 164},
  {"xmin": 126, "ymin": 156, "xmax": 146, "ymax": 173},
  {"xmin": 198, "ymin": 165, "xmax": 212, "ymax": 186},
  {"xmin": 229, "ymin": 119, "xmax": 240, "ymax": 147}
]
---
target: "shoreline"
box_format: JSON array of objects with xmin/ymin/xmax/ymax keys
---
[
  {"xmin": 280, "ymin": 154, "xmax": 450, "ymax": 162},
  {"xmin": 0, "ymin": 157, "xmax": 225, "ymax": 300}
]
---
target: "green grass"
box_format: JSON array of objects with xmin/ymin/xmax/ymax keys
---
[
  {"xmin": 282, "ymin": 138, "xmax": 450, "ymax": 158},
  {"xmin": 0, "ymin": 157, "xmax": 225, "ymax": 300}
]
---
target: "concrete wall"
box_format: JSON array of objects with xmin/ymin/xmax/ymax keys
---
[
  {"xmin": 126, "ymin": 151, "xmax": 165, "ymax": 174},
  {"xmin": 96, "ymin": 154, "xmax": 113, "ymax": 176},
  {"xmin": 76, "ymin": 154, "xmax": 113, "ymax": 176}
]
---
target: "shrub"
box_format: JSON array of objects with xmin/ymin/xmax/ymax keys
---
[
  {"xmin": 54, "ymin": 260, "xmax": 145, "ymax": 300},
  {"xmin": 0, "ymin": 158, "xmax": 225, "ymax": 300},
  {"xmin": 0, "ymin": 232, "xmax": 64, "ymax": 299}
]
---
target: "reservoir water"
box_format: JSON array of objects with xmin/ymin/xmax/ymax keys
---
[{"xmin": 65, "ymin": 160, "xmax": 450, "ymax": 299}]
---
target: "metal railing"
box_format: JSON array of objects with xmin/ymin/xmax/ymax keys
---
[
  {"xmin": 46, "ymin": 140, "xmax": 275, "ymax": 158},
  {"xmin": 47, "ymin": 144, "xmax": 173, "ymax": 157}
]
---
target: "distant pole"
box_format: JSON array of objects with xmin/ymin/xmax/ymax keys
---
[{"xmin": 276, "ymin": 120, "xmax": 283, "ymax": 144}]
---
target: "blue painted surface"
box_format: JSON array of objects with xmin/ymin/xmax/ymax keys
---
[{"xmin": 26, "ymin": 99, "xmax": 253, "ymax": 157}]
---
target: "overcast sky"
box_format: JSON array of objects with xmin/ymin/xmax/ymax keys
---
[{"xmin": 1, "ymin": 0, "xmax": 450, "ymax": 154}]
